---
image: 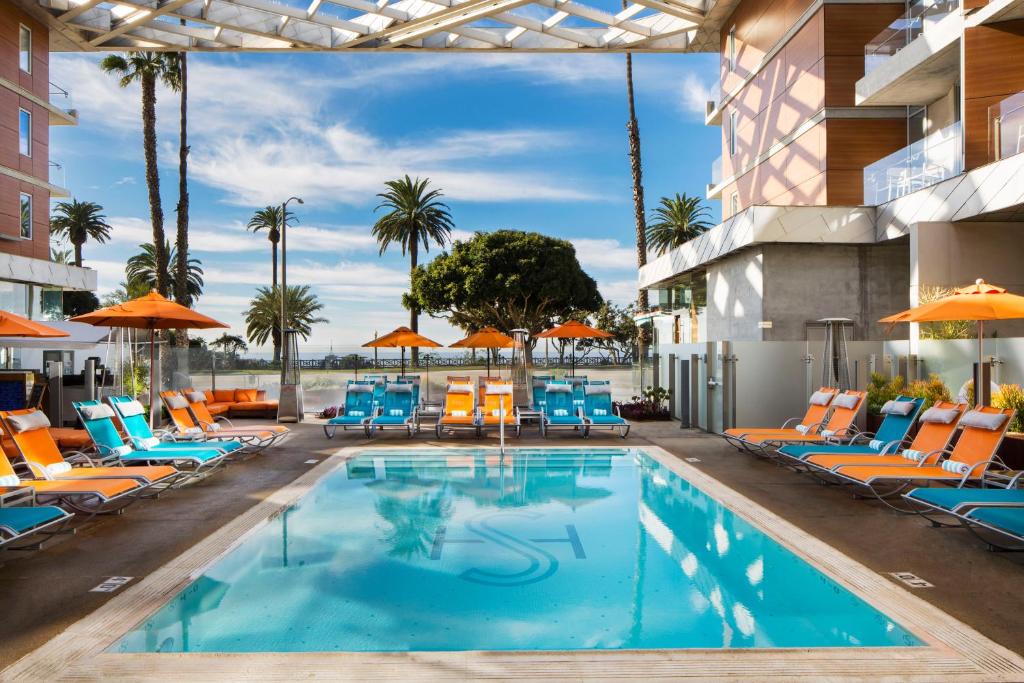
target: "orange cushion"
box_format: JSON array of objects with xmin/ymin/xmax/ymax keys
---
[
  {"xmin": 230, "ymin": 400, "xmax": 277, "ymax": 412},
  {"xmin": 234, "ymin": 389, "xmax": 259, "ymax": 403},
  {"xmin": 49, "ymin": 428, "xmax": 91, "ymax": 449},
  {"xmin": 206, "ymin": 403, "xmax": 230, "ymax": 415},
  {"xmin": 213, "ymin": 389, "xmax": 235, "ymax": 403},
  {"xmin": 204, "ymin": 390, "xmax": 215, "ymax": 403}
]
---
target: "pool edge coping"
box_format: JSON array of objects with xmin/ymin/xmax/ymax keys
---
[{"xmin": 2, "ymin": 444, "xmax": 1022, "ymax": 682}]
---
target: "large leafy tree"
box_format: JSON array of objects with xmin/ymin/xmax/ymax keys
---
[
  {"xmin": 247, "ymin": 206, "xmax": 295, "ymax": 291},
  {"xmin": 210, "ymin": 333, "xmax": 249, "ymax": 357},
  {"xmin": 126, "ymin": 241, "xmax": 204, "ymax": 306},
  {"xmin": 372, "ymin": 175, "xmax": 454, "ymax": 363},
  {"xmin": 49, "ymin": 199, "xmax": 112, "ymax": 266},
  {"xmin": 100, "ymin": 52, "xmax": 178, "ymax": 297},
  {"xmin": 645, "ymin": 193, "xmax": 713, "ymax": 255},
  {"xmin": 576, "ymin": 302, "xmax": 639, "ymax": 364},
  {"xmin": 409, "ymin": 230, "xmax": 602, "ymax": 360},
  {"xmin": 244, "ymin": 285, "xmax": 327, "ymax": 364}
]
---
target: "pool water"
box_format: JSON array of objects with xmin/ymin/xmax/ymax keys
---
[{"xmin": 114, "ymin": 449, "xmax": 921, "ymax": 652}]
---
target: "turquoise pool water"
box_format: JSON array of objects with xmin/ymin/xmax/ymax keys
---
[{"xmin": 114, "ymin": 449, "xmax": 921, "ymax": 652}]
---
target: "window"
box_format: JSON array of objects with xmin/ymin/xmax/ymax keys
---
[
  {"xmin": 727, "ymin": 26, "xmax": 736, "ymax": 71},
  {"xmin": 19, "ymin": 193, "xmax": 32, "ymax": 240},
  {"xmin": 728, "ymin": 110, "xmax": 738, "ymax": 157},
  {"xmin": 19, "ymin": 25, "xmax": 31, "ymax": 74},
  {"xmin": 730, "ymin": 192, "xmax": 740, "ymax": 217},
  {"xmin": 18, "ymin": 108, "xmax": 31, "ymax": 157}
]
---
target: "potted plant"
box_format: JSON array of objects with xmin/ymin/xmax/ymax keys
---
[
  {"xmin": 616, "ymin": 386, "xmax": 671, "ymax": 421},
  {"xmin": 994, "ymin": 384, "xmax": 1024, "ymax": 469}
]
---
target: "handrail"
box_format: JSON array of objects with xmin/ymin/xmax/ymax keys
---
[
  {"xmin": 864, "ymin": 0, "xmax": 960, "ymax": 74},
  {"xmin": 988, "ymin": 91, "xmax": 1024, "ymax": 162}
]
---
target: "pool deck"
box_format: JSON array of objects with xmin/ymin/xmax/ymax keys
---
[{"xmin": 1, "ymin": 419, "xmax": 1023, "ymax": 680}]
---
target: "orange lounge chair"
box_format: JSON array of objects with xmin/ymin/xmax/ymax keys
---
[
  {"xmin": 436, "ymin": 382, "xmax": 479, "ymax": 438},
  {"xmin": 803, "ymin": 402, "xmax": 966, "ymax": 472},
  {"xmin": 157, "ymin": 392, "xmax": 257, "ymax": 451},
  {"xmin": 722, "ymin": 387, "xmax": 838, "ymax": 450},
  {"xmin": 0, "ymin": 409, "xmax": 181, "ymax": 489},
  {"xmin": 0, "ymin": 450, "xmax": 143, "ymax": 515},
  {"xmin": 750, "ymin": 390, "xmax": 866, "ymax": 448},
  {"xmin": 479, "ymin": 380, "xmax": 520, "ymax": 437},
  {"xmin": 830, "ymin": 406, "xmax": 1014, "ymax": 498},
  {"xmin": 182, "ymin": 389, "xmax": 288, "ymax": 445}
]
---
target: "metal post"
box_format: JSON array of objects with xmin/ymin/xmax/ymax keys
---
[
  {"xmin": 46, "ymin": 360, "xmax": 62, "ymax": 426},
  {"xmin": 84, "ymin": 358, "xmax": 96, "ymax": 402}
]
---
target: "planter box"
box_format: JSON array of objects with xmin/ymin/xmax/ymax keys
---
[{"xmin": 997, "ymin": 433, "xmax": 1024, "ymax": 470}]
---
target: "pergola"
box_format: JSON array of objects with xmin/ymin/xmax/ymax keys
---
[{"xmin": 19, "ymin": 0, "xmax": 734, "ymax": 52}]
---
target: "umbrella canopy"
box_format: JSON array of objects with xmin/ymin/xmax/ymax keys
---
[
  {"xmin": 536, "ymin": 320, "xmax": 612, "ymax": 376},
  {"xmin": 72, "ymin": 290, "xmax": 229, "ymax": 425},
  {"xmin": 0, "ymin": 311, "xmax": 69, "ymax": 338},
  {"xmin": 450, "ymin": 327, "xmax": 514, "ymax": 376},
  {"xmin": 879, "ymin": 279, "xmax": 1024, "ymax": 405},
  {"xmin": 363, "ymin": 326, "xmax": 441, "ymax": 376}
]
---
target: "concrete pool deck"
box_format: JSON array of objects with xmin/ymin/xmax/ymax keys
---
[{"xmin": 1, "ymin": 420, "xmax": 1023, "ymax": 680}]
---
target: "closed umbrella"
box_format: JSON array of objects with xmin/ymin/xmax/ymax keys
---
[
  {"xmin": 72, "ymin": 290, "xmax": 229, "ymax": 424},
  {"xmin": 450, "ymin": 327, "xmax": 514, "ymax": 376},
  {"xmin": 363, "ymin": 327, "xmax": 441, "ymax": 377},
  {"xmin": 880, "ymin": 279, "xmax": 1024, "ymax": 404},
  {"xmin": 536, "ymin": 320, "xmax": 612, "ymax": 376}
]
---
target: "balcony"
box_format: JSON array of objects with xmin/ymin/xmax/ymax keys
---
[
  {"xmin": 49, "ymin": 161, "xmax": 70, "ymax": 198},
  {"xmin": 863, "ymin": 121, "xmax": 962, "ymax": 205},
  {"xmin": 48, "ymin": 82, "xmax": 78, "ymax": 126},
  {"xmin": 989, "ymin": 91, "xmax": 1024, "ymax": 163},
  {"xmin": 707, "ymin": 155, "xmax": 722, "ymax": 198},
  {"xmin": 864, "ymin": 0, "xmax": 959, "ymax": 74}
]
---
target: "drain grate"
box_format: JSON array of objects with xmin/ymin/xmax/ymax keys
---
[
  {"xmin": 888, "ymin": 571, "xmax": 933, "ymax": 588},
  {"xmin": 684, "ymin": 457, "xmax": 702, "ymax": 463},
  {"xmin": 90, "ymin": 576, "xmax": 134, "ymax": 593},
  {"xmin": 304, "ymin": 459, "xmax": 319, "ymax": 464}
]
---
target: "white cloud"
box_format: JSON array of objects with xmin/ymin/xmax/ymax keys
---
[
  {"xmin": 679, "ymin": 72, "xmax": 715, "ymax": 119},
  {"xmin": 572, "ymin": 238, "xmax": 636, "ymax": 271},
  {"xmin": 113, "ymin": 176, "xmax": 135, "ymax": 186},
  {"xmin": 599, "ymin": 278, "xmax": 641, "ymax": 306}
]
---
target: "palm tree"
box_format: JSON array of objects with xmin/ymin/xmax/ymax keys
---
[
  {"xmin": 126, "ymin": 241, "xmax": 204, "ymax": 306},
  {"xmin": 210, "ymin": 333, "xmax": 248, "ymax": 358},
  {"xmin": 645, "ymin": 194, "xmax": 713, "ymax": 255},
  {"xmin": 372, "ymin": 175, "xmax": 454, "ymax": 364},
  {"xmin": 49, "ymin": 200, "xmax": 112, "ymax": 266},
  {"xmin": 162, "ymin": 52, "xmax": 191, "ymax": 312},
  {"xmin": 50, "ymin": 246, "xmax": 72, "ymax": 265},
  {"xmin": 100, "ymin": 52, "xmax": 177, "ymax": 297},
  {"xmin": 247, "ymin": 206, "xmax": 295, "ymax": 290},
  {"xmin": 244, "ymin": 285, "xmax": 327, "ymax": 364},
  {"xmin": 623, "ymin": 29, "xmax": 648, "ymax": 313}
]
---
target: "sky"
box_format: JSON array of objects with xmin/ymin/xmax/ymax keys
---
[{"xmin": 50, "ymin": 51, "xmax": 720, "ymax": 353}]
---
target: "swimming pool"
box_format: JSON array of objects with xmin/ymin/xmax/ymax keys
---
[{"xmin": 113, "ymin": 448, "xmax": 920, "ymax": 652}]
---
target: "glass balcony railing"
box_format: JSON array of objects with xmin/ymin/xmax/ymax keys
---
[
  {"xmin": 48, "ymin": 81, "xmax": 76, "ymax": 117},
  {"xmin": 864, "ymin": 0, "xmax": 959, "ymax": 74},
  {"xmin": 863, "ymin": 120, "xmax": 962, "ymax": 205},
  {"xmin": 710, "ymin": 155, "xmax": 722, "ymax": 187},
  {"xmin": 49, "ymin": 161, "xmax": 67, "ymax": 189},
  {"xmin": 988, "ymin": 91, "xmax": 1024, "ymax": 163}
]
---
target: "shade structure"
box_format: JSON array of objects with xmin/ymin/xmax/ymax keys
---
[
  {"xmin": 72, "ymin": 291, "xmax": 229, "ymax": 425},
  {"xmin": 450, "ymin": 327, "xmax": 514, "ymax": 376},
  {"xmin": 0, "ymin": 311, "xmax": 69, "ymax": 338},
  {"xmin": 536, "ymin": 320, "xmax": 613, "ymax": 376},
  {"xmin": 879, "ymin": 279, "xmax": 1024, "ymax": 404},
  {"xmin": 363, "ymin": 326, "xmax": 441, "ymax": 376}
]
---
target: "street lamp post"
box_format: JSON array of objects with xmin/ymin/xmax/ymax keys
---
[{"xmin": 280, "ymin": 196, "xmax": 303, "ymax": 381}]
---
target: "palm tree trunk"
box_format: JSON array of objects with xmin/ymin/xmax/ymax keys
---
[
  {"xmin": 141, "ymin": 72, "xmax": 167, "ymax": 297},
  {"xmin": 271, "ymin": 239, "xmax": 278, "ymax": 291},
  {"xmin": 73, "ymin": 240, "xmax": 83, "ymax": 267},
  {"xmin": 625, "ymin": 52, "xmax": 649, "ymax": 314},
  {"xmin": 174, "ymin": 51, "xmax": 190, "ymax": 348},
  {"xmin": 409, "ymin": 238, "xmax": 419, "ymax": 366}
]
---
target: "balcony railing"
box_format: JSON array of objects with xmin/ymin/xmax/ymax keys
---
[
  {"xmin": 989, "ymin": 91, "xmax": 1024, "ymax": 163},
  {"xmin": 49, "ymin": 161, "xmax": 67, "ymax": 189},
  {"xmin": 863, "ymin": 120, "xmax": 962, "ymax": 205},
  {"xmin": 48, "ymin": 81, "xmax": 76, "ymax": 117},
  {"xmin": 864, "ymin": 0, "xmax": 959, "ymax": 74},
  {"xmin": 710, "ymin": 155, "xmax": 722, "ymax": 187}
]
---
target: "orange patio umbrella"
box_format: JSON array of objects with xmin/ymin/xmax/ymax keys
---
[
  {"xmin": 880, "ymin": 279, "xmax": 1024, "ymax": 404},
  {"xmin": 72, "ymin": 291, "xmax": 229, "ymax": 423},
  {"xmin": 450, "ymin": 327, "xmax": 514, "ymax": 376},
  {"xmin": 536, "ymin": 320, "xmax": 613, "ymax": 376},
  {"xmin": 363, "ymin": 326, "xmax": 441, "ymax": 377},
  {"xmin": 0, "ymin": 310, "xmax": 69, "ymax": 338}
]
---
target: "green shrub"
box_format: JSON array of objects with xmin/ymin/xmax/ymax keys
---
[
  {"xmin": 904, "ymin": 374, "xmax": 951, "ymax": 412},
  {"xmin": 866, "ymin": 372, "xmax": 904, "ymax": 414},
  {"xmin": 994, "ymin": 383, "xmax": 1024, "ymax": 432}
]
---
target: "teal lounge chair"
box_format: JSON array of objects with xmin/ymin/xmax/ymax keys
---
[
  {"xmin": 777, "ymin": 396, "xmax": 923, "ymax": 464},
  {"xmin": 395, "ymin": 377, "xmax": 421, "ymax": 410},
  {"xmin": 73, "ymin": 401, "xmax": 230, "ymax": 474},
  {"xmin": 905, "ymin": 475, "xmax": 1024, "ymax": 550},
  {"xmin": 582, "ymin": 383, "xmax": 629, "ymax": 438},
  {"xmin": 369, "ymin": 383, "xmax": 418, "ymax": 437},
  {"xmin": 324, "ymin": 382, "xmax": 374, "ymax": 438},
  {"xmin": 0, "ymin": 489, "xmax": 72, "ymax": 550},
  {"xmin": 568, "ymin": 376, "xmax": 588, "ymax": 408},
  {"xmin": 104, "ymin": 397, "xmax": 244, "ymax": 456},
  {"xmin": 542, "ymin": 383, "xmax": 587, "ymax": 438}
]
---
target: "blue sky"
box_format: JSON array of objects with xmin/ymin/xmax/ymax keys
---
[{"xmin": 50, "ymin": 51, "xmax": 719, "ymax": 351}]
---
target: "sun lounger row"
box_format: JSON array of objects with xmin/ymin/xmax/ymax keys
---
[
  {"xmin": 721, "ymin": 388, "xmax": 1021, "ymax": 550},
  {"xmin": 0, "ymin": 393, "xmax": 290, "ymax": 553}
]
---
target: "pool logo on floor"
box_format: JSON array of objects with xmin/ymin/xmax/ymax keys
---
[{"xmin": 430, "ymin": 510, "xmax": 586, "ymax": 587}]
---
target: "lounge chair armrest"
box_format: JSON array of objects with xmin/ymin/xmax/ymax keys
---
[
  {"xmin": 24, "ymin": 461, "xmax": 49, "ymax": 479},
  {"xmin": 914, "ymin": 447, "xmax": 952, "ymax": 466},
  {"xmin": 64, "ymin": 450, "xmax": 102, "ymax": 466},
  {"xmin": 780, "ymin": 417, "xmax": 803, "ymax": 429},
  {"xmin": 1008, "ymin": 471, "xmax": 1024, "ymax": 488},
  {"xmin": 214, "ymin": 415, "xmax": 234, "ymax": 426},
  {"xmin": 0, "ymin": 487, "xmax": 35, "ymax": 508},
  {"xmin": 961, "ymin": 459, "xmax": 1006, "ymax": 485}
]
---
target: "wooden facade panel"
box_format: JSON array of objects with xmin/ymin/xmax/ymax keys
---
[
  {"xmin": 823, "ymin": 4, "xmax": 905, "ymax": 57},
  {"xmin": 963, "ymin": 20, "xmax": 1024, "ymax": 169},
  {"xmin": 824, "ymin": 118, "xmax": 907, "ymax": 170}
]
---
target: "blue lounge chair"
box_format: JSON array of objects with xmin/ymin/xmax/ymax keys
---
[
  {"xmin": 582, "ymin": 382, "xmax": 629, "ymax": 438},
  {"xmin": 531, "ymin": 375, "xmax": 554, "ymax": 411},
  {"xmin": 103, "ymin": 396, "xmax": 244, "ymax": 456},
  {"xmin": 567, "ymin": 376, "xmax": 588, "ymax": 408},
  {"xmin": 73, "ymin": 401, "xmax": 230, "ymax": 475},
  {"xmin": 777, "ymin": 396, "xmax": 923, "ymax": 464},
  {"xmin": 395, "ymin": 377, "xmax": 421, "ymax": 410},
  {"xmin": 324, "ymin": 381, "xmax": 375, "ymax": 438},
  {"xmin": 0, "ymin": 489, "xmax": 73, "ymax": 550},
  {"xmin": 905, "ymin": 477, "xmax": 1024, "ymax": 550},
  {"xmin": 542, "ymin": 383, "xmax": 587, "ymax": 438},
  {"xmin": 369, "ymin": 383, "xmax": 418, "ymax": 437}
]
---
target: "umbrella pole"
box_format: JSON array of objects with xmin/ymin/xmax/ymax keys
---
[
  {"xmin": 977, "ymin": 320, "xmax": 985, "ymax": 406},
  {"xmin": 401, "ymin": 347, "xmax": 406, "ymax": 378},
  {"xmin": 150, "ymin": 328, "xmax": 156, "ymax": 428}
]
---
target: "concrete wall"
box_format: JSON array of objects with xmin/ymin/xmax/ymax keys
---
[{"xmin": 706, "ymin": 248, "xmax": 764, "ymax": 341}]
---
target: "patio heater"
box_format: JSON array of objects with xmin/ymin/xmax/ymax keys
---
[
  {"xmin": 510, "ymin": 329, "xmax": 530, "ymax": 407},
  {"xmin": 278, "ymin": 328, "xmax": 304, "ymax": 423},
  {"xmin": 819, "ymin": 318, "xmax": 853, "ymax": 391}
]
